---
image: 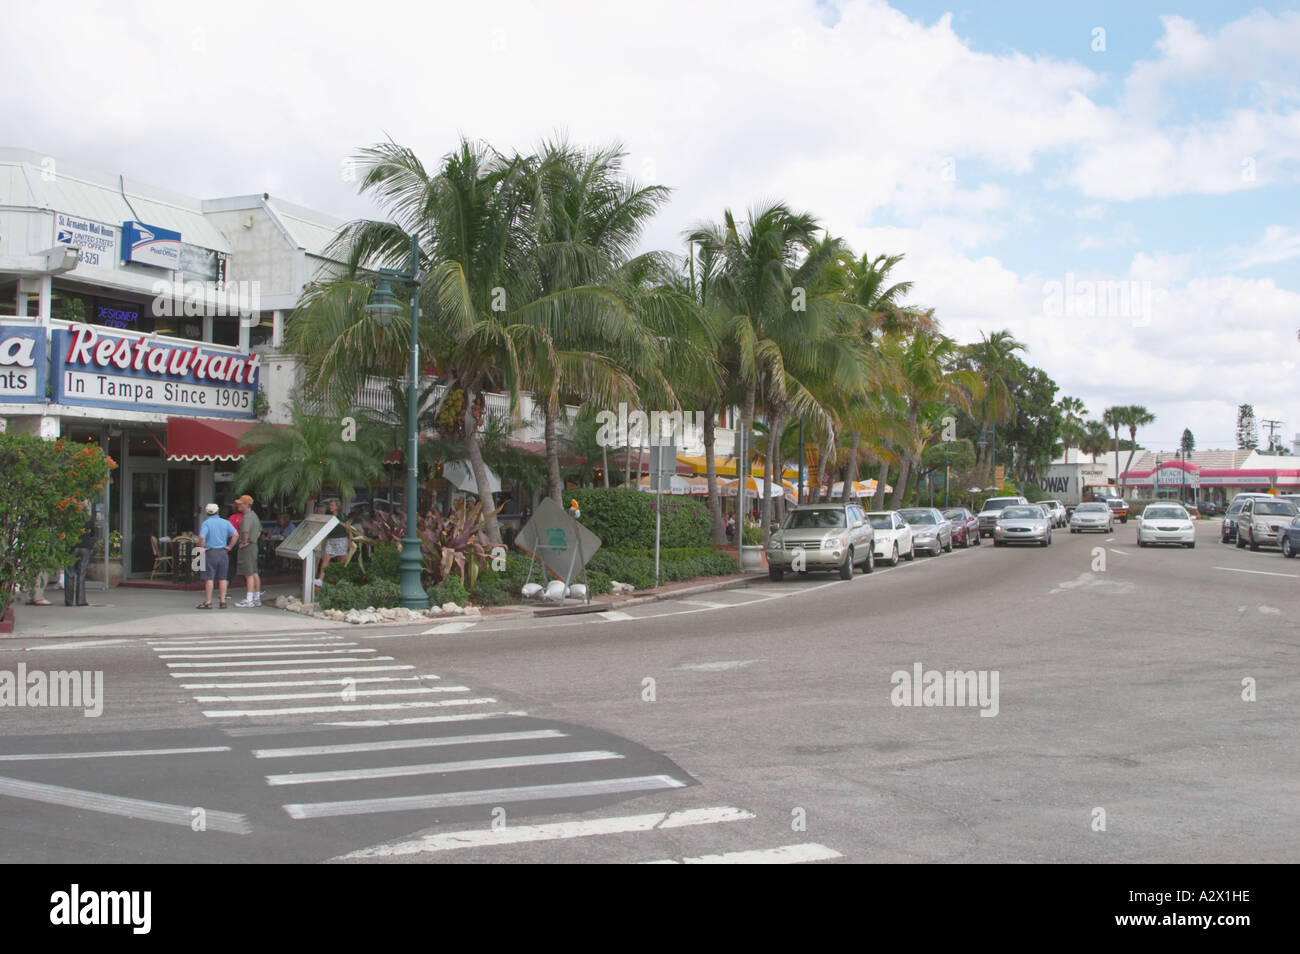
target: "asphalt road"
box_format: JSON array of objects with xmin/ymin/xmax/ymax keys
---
[{"xmin": 2, "ymin": 521, "xmax": 1296, "ymax": 864}]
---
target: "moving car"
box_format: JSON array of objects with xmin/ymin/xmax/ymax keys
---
[
  {"xmin": 899, "ymin": 507, "xmax": 953, "ymax": 555},
  {"xmin": 1042, "ymin": 500, "xmax": 1067, "ymax": 527},
  {"xmin": 977, "ymin": 495, "xmax": 1029, "ymax": 537},
  {"xmin": 1278, "ymin": 515, "xmax": 1300, "ymax": 558},
  {"xmin": 1222, "ymin": 493, "xmax": 1278, "ymax": 544},
  {"xmin": 1136, "ymin": 503, "xmax": 1196, "ymax": 548},
  {"xmin": 766, "ymin": 503, "xmax": 875, "ymax": 581},
  {"xmin": 941, "ymin": 507, "xmax": 980, "ymax": 548},
  {"xmin": 1235, "ymin": 497, "xmax": 1299, "ymax": 551},
  {"xmin": 1106, "ymin": 497, "xmax": 1130, "ymax": 523},
  {"xmin": 867, "ymin": 510, "xmax": 916, "ymax": 566},
  {"xmin": 1069, "ymin": 501, "xmax": 1113, "ymax": 533},
  {"xmin": 993, "ymin": 505, "xmax": 1052, "ymax": 546}
]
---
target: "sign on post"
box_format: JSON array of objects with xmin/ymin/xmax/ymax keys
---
[
  {"xmin": 277, "ymin": 515, "xmax": 339, "ymax": 604},
  {"xmin": 515, "ymin": 497, "xmax": 601, "ymax": 603}
]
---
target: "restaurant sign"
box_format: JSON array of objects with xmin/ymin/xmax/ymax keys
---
[
  {"xmin": 0, "ymin": 325, "xmax": 47, "ymax": 402},
  {"xmin": 51, "ymin": 324, "xmax": 259, "ymax": 420}
]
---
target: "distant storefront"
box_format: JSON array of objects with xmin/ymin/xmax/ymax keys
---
[{"xmin": 1122, "ymin": 460, "xmax": 1300, "ymax": 502}]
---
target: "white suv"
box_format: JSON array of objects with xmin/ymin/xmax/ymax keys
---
[{"xmin": 977, "ymin": 496, "xmax": 1029, "ymax": 538}]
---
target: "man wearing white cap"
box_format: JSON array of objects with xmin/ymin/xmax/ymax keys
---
[{"xmin": 197, "ymin": 503, "xmax": 238, "ymax": 609}]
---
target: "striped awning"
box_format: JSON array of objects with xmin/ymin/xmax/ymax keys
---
[{"xmin": 165, "ymin": 417, "xmax": 257, "ymax": 462}]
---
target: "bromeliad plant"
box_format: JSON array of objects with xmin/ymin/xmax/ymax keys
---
[{"xmin": 367, "ymin": 498, "xmax": 493, "ymax": 590}]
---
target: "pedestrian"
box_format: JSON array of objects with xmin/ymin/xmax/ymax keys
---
[
  {"xmin": 226, "ymin": 502, "xmax": 243, "ymax": 587},
  {"xmin": 315, "ymin": 498, "xmax": 348, "ymax": 589},
  {"xmin": 24, "ymin": 570, "xmax": 53, "ymax": 606},
  {"xmin": 269, "ymin": 513, "xmax": 296, "ymax": 541},
  {"xmin": 725, "ymin": 514, "xmax": 736, "ymax": 542},
  {"xmin": 64, "ymin": 507, "xmax": 94, "ymax": 607},
  {"xmin": 233, "ymin": 494, "xmax": 263, "ymax": 607},
  {"xmin": 196, "ymin": 502, "xmax": 238, "ymax": 610}
]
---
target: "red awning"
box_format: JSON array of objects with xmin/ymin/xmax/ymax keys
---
[{"xmin": 166, "ymin": 417, "xmax": 258, "ymax": 462}]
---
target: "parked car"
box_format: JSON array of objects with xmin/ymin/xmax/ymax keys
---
[
  {"xmin": 1042, "ymin": 500, "xmax": 1067, "ymax": 527},
  {"xmin": 1236, "ymin": 497, "xmax": 1299, "ymax": 551},
  {"xmin": 1222, "ymin": 493, "xmax": 1278, "ymax": 543},
  {"xmin": 1105, "ymin": 497, "xmax": 1130, "ymax": 523},
  {"xmin": 941, "ymin": 507, "xmax": 980, "ymax": 548},
  {"xmin": 993, "ymin": 505, "xmax": 1052, "ymax": 547},
  {"xmin": 867, "ymin": 510, "xmax": 916, "ymax": 566},
  {"xmin": 1278, "ymin": 515, "xmax": 1300, "ymax": 558},
  {"xmin": 1197, "ymin": 500, "xmax": 1223, "ymax": 517},
  {"xmin": 766, "ymin": 503, "xmax": 875, "ymax": 581},
  {"xmin": 976, "ymin": 495, "xmax": 1029, "ymax": 538},
  {"xmin": 899, "ymin": 507, "xmax": 953, "ymax": 555},
  {"xmin": 1136, "ymin": 503, "xmax": 1196, "ymax": 548},
  {"xmin": 1069, "ymin": 501, "xmax": 1113, "ymax": 533}
]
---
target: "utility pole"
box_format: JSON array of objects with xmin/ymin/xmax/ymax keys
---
[{"xmin": 1262, "ymin": 419, "xmax": 1284, "ymax": 453}]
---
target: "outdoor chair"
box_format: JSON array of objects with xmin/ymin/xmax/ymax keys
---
[{"xmin": 149, "ymin": 536, "xmax": 174, "ymax": 581}]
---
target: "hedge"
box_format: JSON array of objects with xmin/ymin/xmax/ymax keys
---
[
  {"xmin": 587, "ymin": 546, "xmax": 737, "ymax": 591},
  {"xmin": 319, "ymin": 579, "xmax": 402, "ymax": 610},
  {"xmin": 569, "ymin": 488, "xmax": 710, "ymax": 549}
]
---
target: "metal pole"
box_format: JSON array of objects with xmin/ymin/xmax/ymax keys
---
[
  {"xmin": 797, "ymin": 417, "xmax": 804, "ymax": 505},
  {"xmin": 654, "ymin": 477, "xmax": 662, "ymax": 586},
  {"xmin": 399, "ymin": 233, "xmax": 428, "ymax": 609}
]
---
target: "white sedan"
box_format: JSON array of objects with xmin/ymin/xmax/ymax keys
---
[
  {"xmin": 867, "ymin": 510, "xmax": 915, "ymax": 566},
  {"xmin": 1136, "ymin": 503, "xmax": 1196, "ymax": 548}
]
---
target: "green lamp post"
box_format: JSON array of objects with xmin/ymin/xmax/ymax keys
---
[{"xmin": 364, "ymin": 233, "xmax": 429, "ymax": 610}]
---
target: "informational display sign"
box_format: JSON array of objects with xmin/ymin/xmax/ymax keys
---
[
  {"xmin": 0, "ymin": 325, "xmax": 47, "ymax": 401},
  {"xmin": 122, "ymin": 220, "xmax": 182, "ymax": 269},
  {"xmin": 515, "ymin": 497, "xmax": 601, "ymax": 584},
  {"xmin": 276, "ymin": 515, "xmax": 339, "ymax": 559},
  {"xmin": 51, "ymin": 324, "xmax": 259, "ymax": 420},
  {"xmin": 55, "ymin": 213, "xmax": 118, "ymax": 269}
]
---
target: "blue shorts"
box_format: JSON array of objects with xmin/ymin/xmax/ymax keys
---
[{"xmin": 201, "ymin": 546, "xmax": 229, "ymax": 581}]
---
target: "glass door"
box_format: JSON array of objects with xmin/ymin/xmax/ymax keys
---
[{"xmin": 129, "ymin": 472, "xmax": 165, "ymax": 574}]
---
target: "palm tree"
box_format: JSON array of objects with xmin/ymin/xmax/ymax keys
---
[
  {"xmin": 964, "ymin": 331, "xmax": 1026, "ymax": 484},
  {"xmin": 1102, "ymin": 406, "xmax": 1125, "ymax": 485},
  {"xmin": 1080, "ymin": 420, "xmax": 1110, "ymax": 464},
  {"xmin": 1120, "ymin": 405, "xmax": 1156, "ymax": 493},
  {"xmin": 1058, "ymin": 396, "xmax": 1087, "ymax": 463}
]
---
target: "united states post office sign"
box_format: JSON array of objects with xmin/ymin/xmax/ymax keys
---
[
  {"xmin": 51, "ymin": 324, "xmax": 259, "ymax": 420},
  {"xmin": 0, "ymin": 326, "xmax": 47, "ymax": 402}
]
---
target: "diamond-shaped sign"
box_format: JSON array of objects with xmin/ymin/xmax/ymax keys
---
[{"xmin": 515, "ymin": 497, "xmax": 602, "ymax": 584}]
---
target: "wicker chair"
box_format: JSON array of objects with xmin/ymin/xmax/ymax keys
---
[{"xmin": 149, "ymin": 536, "xmax": 174, "ymax": 581}]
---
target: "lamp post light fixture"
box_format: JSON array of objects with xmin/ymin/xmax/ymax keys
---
[{"xmin": 364, "ymin": 232, "xmax": 428, "ymax": 610}]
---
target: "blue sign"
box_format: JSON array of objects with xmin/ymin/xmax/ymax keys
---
[
  {"xmin": 121, "ymin": 220, "xmax": 182, "ymax": 269},
  {"xmin": 0, "ymin": 325, "xmax": 47, "ymax": 403}
]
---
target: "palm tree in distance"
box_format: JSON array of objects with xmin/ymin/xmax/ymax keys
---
[
  {"xmin": 1120, "ymin": 405, "xmax": 1156, "ymax": 494},
  {"xmin": 1103, "ymin": 406, "xmax": 1125, "ymax": 485}
]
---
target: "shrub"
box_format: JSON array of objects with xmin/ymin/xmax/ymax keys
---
[
  {"xmin": 428, "ymin": 576, "xmax": 469, "ymax": 607},
  {"xmin": 570, "ymin": 488, "xmax": 710, "ymax": 550},
  {"xmin": 319, "ymin": 580, "xmax": 402, "ymax": 610},
  {"xmin": 471, "ymin": 552, "xmax": 530, "ymax": 606},
  {"xmin": 588, "ymin": 546, "xmax": 737, "ymax": 591}
]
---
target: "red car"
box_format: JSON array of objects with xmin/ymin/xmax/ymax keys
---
[{"xmin": 942, "ymin": 508, "xmax": 981, "ymax": 547}]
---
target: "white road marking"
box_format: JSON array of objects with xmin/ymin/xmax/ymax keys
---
[
  {"xmin": 0, "ymin": 746, "xmax": 230, "ymax": 762},
  {"xmin": 148, "ymin": 637, "xmax": 343, "ymax": 647},
  {"xmin": 419, "ymin": 622, "xmax": 480, "ymax": 635},
  {"xmin": 150, "ymin": 642, "xmax": 351, "ymax": 652},
  {"xmin": 202, "ymin": 697, "xmax": 498, "ymax": 718},
  {"xmin": 0, "ymin": 775, "xmax": 250, "ymax": 833},
  {"xmin": 194, "ymin": 686, "xmax": 467, "ymax": 703},
  {"xmin": 12, "ymin": 638, "xmax": 132, "ymax": 651},
  {"xmin": 674, "ymin": 659, "xmax": 762, "ymax": 672},
  {"xmin": 283, "ymin": 774, "xmax": 687, "ymax": 819},
  {"xmin": 147, "ymin": 631, "xmax": 328, "ymax": 642},
  {"xmin": 267, "ymin": 749, "xmax": 623, "ymax": 786},
  {"xmin": 182, "ymin": 676, "xmax": 436, "ymax": 690},
  {"xmin": 166, "ymin": 656, "xmax": 394, "ymax": 668},
  {"xmin": 316, "ymin": 711, "xmax": 529, "ymax": 727},
  {"xmin": 172, "ymin": 664, "xmax": 411, "ymax": 678},
  {"xmin": 643, "ymin": 843, "xmax": 842, "ymax": 864},
  {"xmin": 157, "ymin": 648, "xmax": 375, "ymax": 659},
  {"xmin": 596, "ymin": 611, "xmax": 635, "ymax": 621},
  {"xmin": 1259, "ymin": 605, "xmax": 1281, "ymax": 614},
  {"xmin": 338, "ymin": 806, "xmax": 755, "ymax": 858},
  {"xmin": 1213, "ymin": 566, "xmax": 1299, "ymax": 579},
  {"xmin": 675, "ymin": 600, "xmax": 732, "ymax": 609},
  {"xmin": 1108, "ymin": 548, "xmax": 1129, "ymax": 555},
  {"xmin": 254, "ymin": 729, "xmax": 566, "ymax": 759}
]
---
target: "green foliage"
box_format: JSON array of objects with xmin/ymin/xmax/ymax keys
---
[
  {"xmin": 322, "ymin": 543, "xmax": 401, "ymax": 586},
  {"xmin": 428, "ymin": 575, "xmax": 469, "ymax": 607},
  {"xmin": 0, "ymin": 435, "xmax": 114, "ymax": 619},
  {"xmin": 369, "ymin": 500, "xmax": 491, "ymax": 588},
  {"xmin": 319, "ymin": 579, "xmax": 402, "ymax": 611},
  {"xmin": 741, "ymin": 518, "xmax": 763, "ymax": 546},
  {"xmin": 569, "ymin": 488, "xmax": 711, "ymax": 550},
  {"xmin": 471, "ymin": 552, "xmax": 530, "ymax": 606},
  {"xmin": 587, "ymin": 546, "xmax": 736, "ymax": 591}
]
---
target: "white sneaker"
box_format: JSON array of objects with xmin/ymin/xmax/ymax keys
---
[{"xmin": 235, "ymin": 598, "xmax": 257, "ymax": 607}]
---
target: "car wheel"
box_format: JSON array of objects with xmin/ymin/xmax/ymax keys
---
[
  {"xmin": 1220, "ymin": 532, "xmax": 1229, "ymax": 544},
  {"xmin": 839, "ymin": 549, "xmax": 853, "ymax": 580},
  {"xmin": 1040, "ymin": 534, "xmax": 1049, "ymax": 547},
  {"xmin": 972, "ymin": 531, "xmax": 980, "ymax": 546},
  {"xmin": 863, "ymin": 547, "xmax": 874, "ymax": 574},
  {"xmin": 1250, "ymin": 534, "xmax": 1260, "ymax": 552},
  {"xmin": 768, "ymin": 567, "xmax": 784, "ymax": 582},
  {"xmin": 1282, "ymin": 537, "xmax": 1295, "ymax": 558},
  {"xmin": 944, "ymin": 536, "xmax": 953, "ymax": 553},
  {"xmin": 1236, "ymin": 533, "xmax": 1246, "ymax": 549},
  {"xmin": 1187, "ymin": 541, "xmax": 1195, "ymax": 549},
  {"xmin": 994, "ymin": 539, "xmax": 1004, "ymax": 547},
  {"xmin": 905, "ymin": 543, "xmax": 915, "ymax": 561},
  {"xmin": 888, "ymin": 544, "xmax": 899, "ymax": 567}
]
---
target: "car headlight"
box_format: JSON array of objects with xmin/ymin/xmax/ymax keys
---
[
  {"xmin": 825, "ymin": 536, "xmax": 845, "ymax": 549},
  {"xmin": 1254, "ymin": 522, "xmax": 1270, "ymax": 532}
]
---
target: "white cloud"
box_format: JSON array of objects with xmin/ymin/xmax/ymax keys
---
[{"xmin": 1232, "ymin": 226, "xmax": 1300, "ymax": 270}]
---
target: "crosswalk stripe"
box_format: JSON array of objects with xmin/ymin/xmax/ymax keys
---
[
  {"xmin": 338, "ymin": 806, "xmax": 756, "ymax": 857},
  {"xmin": 316, "ymin": 711, "xmax": 530, "ymax": 727},
  {"xmin": 0, "ymin": 746, "xmax": 231, "ymax": 762},
  {"xmin": 152, "ymin": 642, "xmax": 355, "ymax": 653},
  {"xmin": 283, "ymin": 773, "xmax": 687, "ymax": 819},
  {"xmin": 421, "ymin": 622, "xmax": 479, "ymax": 635},
  {"xmin": 266, "ymin": 750, "xmax": 623, "ymax": 786},
  {"xmin": 157, "ymin": 648, "xmax": 376, "ymax": 659},
  {"xmin": 172, "ymin": 664, "xmax": 412, "ymax": 677},
  {"xmin": 166, "ymin": 657, "xmax": 393, "ymax": 668},
  {"xmin": 0, "ymin": 775, "xmax": 250, "ymax": 833},
  {"xmin": 597, "ymin": 611, "xmax": 635, "ymax": 621},
  {"xmin": 642, "ymin": 843, "xmax": 842, "ymax": 864},
  {"xmin": 147, "ymin": 631, "xmax": 328, "ymax": 642},
  {"xmin": 181, "ymin": 676, "xmax": 436, "ymax": 690},
  {"xmin": 202, "ymin": 697, "xmax": 498, "ymax": 718},
  {"xmin": 254, "ymin": 729, "xmax": 565, "ymax": 759},
  {"xmin": 193, "ymin": 686, "xmax": 468, "ymax": 703}
]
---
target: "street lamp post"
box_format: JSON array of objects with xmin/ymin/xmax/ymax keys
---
[{"xmin": 365, "ymin": 232, "xmax": 428, "ymax": 610}]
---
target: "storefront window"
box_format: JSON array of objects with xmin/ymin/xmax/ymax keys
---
[{"xmin": 212, "ymin": 318, "xmax": 239, "ymax": 347}]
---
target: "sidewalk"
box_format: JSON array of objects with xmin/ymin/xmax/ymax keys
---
[{"xmin": 3, "ymin": 572, "xmax": 769, "ymax": 640}]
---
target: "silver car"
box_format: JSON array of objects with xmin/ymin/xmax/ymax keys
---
[
  {"xmin": 1236, "ymin": 497, "xmax": 1299, "ymax": 551},
  {"xmin": 1043, "ymin": 500, "xmax": 1067, "ymax": 528},
  {"xmin": 898, "ymin": 507, "xmax": 953, "ymax": 556},
  {"xmin": 995, "ymin": 505, "xmax": 1052, "ymax": 546},
  {"xmin": 766, "ymin": 503, "xmax": 875, "ymax": 581},
  {"xmin": 1069, "ymin": 501, "xmax": 1113, "ymax": 533}
]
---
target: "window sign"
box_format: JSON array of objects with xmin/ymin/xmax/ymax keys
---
[{"xmin": 0, "ymin": 325, "xmax": 47, "ymax": 402}]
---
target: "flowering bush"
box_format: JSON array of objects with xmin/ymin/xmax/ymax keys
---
[
  {"xmin": 365, "ymin": 499, "xmax": 492, "ymax": 590},
  {"xmin": 0, "ymin": 435, "xmax": 115, "ymax": 618}
]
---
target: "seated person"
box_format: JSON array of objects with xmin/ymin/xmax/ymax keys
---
[{"xmin": 269, "ymin": 513, "xmax": 297, "ymax": 541}]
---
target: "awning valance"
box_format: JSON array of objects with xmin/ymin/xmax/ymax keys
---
[{"xmin": 166, "ymin": 417, "xmax": 257, "ymax": 462}]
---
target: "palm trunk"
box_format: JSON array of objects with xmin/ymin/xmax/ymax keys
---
[
  {"xmin": 760, "ymin": 411, "xmax": 781, "ymax": 546},
  {"xmin": 841, "ymin": 433, "xmax": 860, "ymax": 502},
  {"xmin": 464, "ymin": 383, "xmax": 501, "ymax": 545},
  {"xmin": 543, "ymin": 398, "xmax": 563, "ymax": 506},
  {"xmin": 1122, "ymin": 431, "xmax": 1139, "ymax": 494},
  {"xmin": 872, "ymin": 460, "xmax": 889, "ymax": 510},
  {"xmin": 704, "ymin": 402, "xmax": 726, "ymax": 545},
  {"xmin": 815, "ymin": 449, "xmax": 829, "ymax": 503},
  {"xmin": 891, "ymin": 452, "xmax": 913, "ymax": 510}
]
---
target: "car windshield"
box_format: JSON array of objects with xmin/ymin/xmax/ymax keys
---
[
  {"xmin": 981, "ymin": 499, "xmax": 1016, "ymax": 511},
  {"xmin": 900, "ymin": 511, "xmax": 936, "ymax": 525},
  {"xmin": 783, "ymin": 509, "xmax": 846, "ymax": 529},
  {"xmin": 941, "ymin": 510, "xmax": 966, "ymax": 520},
  {"xmin": 1254, "ymin": 501, "xmax": 1298, "ymax": 516},
  {"xmin": 867, "ymin": 514, "xmax": 894, "ymax": 529},
  {"xmin": 1225, "ymin": 502, "xmax": 1244, "ymax": 515},
  {"xmin": 1075, "ymin": 503, "xmax": 1107, "ymax": 513},
  {"xmin": 1144, "ymin": 507, "xmax": 1186, "ymax": 520},
  {"xmin": 1002, "ymin": 507, "xmax": 1041, "ymax": 519},
  {"xmin": 1106, "ymin": 499, "xmax": 1126, "ymax": 507}
]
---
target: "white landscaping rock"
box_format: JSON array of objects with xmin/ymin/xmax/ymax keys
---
[
  {"xmin": 440, "ymin": 602, "xmax": 463, "ymax": 615},
  {"xmin": 463, "ymin": 605, "xmax": 482, "ymax": 617}
]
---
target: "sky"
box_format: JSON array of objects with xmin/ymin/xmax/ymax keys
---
[{"xmin": 3, "ymin": 0, "xmax": 1298, "ymax": 452}]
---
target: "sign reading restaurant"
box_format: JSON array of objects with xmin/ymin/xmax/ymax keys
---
[
  {"xmin": 0, "ymin": 326, "xmax": 48, "ymax": 402},
  {"xmin": 51, "ymin": 324, "xmax": 258, "ymax": 420}
]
